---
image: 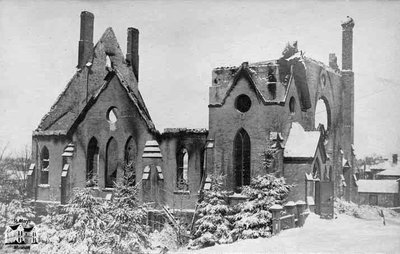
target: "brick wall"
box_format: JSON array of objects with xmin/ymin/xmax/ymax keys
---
[{"xmin": 159, "ymin": 131, "xmax": 207, "ymax": 209}]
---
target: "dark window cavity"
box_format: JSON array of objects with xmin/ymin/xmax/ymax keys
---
[
  {"xmin": 369, "ymin": 194, "xmax": 378, "ymax": 206},
  {"xmin": 233, "ymin": 128, "xmax": 251, "ymax": 190},
  {"xmin": 268, "ymin": 83, "xmax": 276, "ymax": 100},
  {"xmin": 313, "ymin": 159, "xmax": 321, "ymax": 179},
  {"xmin": 86, "ymin": 137, "xmax": 99, "ymax": 186},
  {"xmin": 124, "ymin": 136, "xmax": 137, "ymax": 186},
  {"xmin": 105, "ymin": 137, "xmax": 118, "ymax": 188},
  {"xmin": 268, "ymin": 67, "xmax": 277, "ymax": 99},
  {"xmin": 176, "ymin": 148, "xmax": 189, "ymax": 190},
  {"xmin": 235, "ymin": 94, "xmax": 252, "ymax": 113},
  {"xmin": 40, "ymin": 146, "xmax": 49, "ymax": 184},
  {"xmin": 289, "ymin": 96, "xmax": 296, "ymax": 114}
]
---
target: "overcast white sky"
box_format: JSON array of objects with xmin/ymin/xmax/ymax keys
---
[{"xmin": 0, "ymin": 0, "xmax": 399, "ymax": 157}]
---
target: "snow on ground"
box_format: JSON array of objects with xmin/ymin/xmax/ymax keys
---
[{"xmin": 177, "ymin": 213, "xmax": 400, "ymax": 254}]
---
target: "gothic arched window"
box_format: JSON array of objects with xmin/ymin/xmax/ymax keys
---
[
  {"xmin": 124, "ymin": 136, "xmax": 137, "ymax": 186},
  {"xmin": 233, "ymin": 128, "xmax": 251, "ymax": 190},
  {"xmin": 86, "ymin": 137, "xmax": 99, "ymax": 186},
  {"xmin": 105, "ymin": 137, "xmax": 118, "ymax": 188},
  {"xmin": 177, "ymin": 148, "xmax": 189, "ymax": 190},
  {"xmin": 289, "ymin": 96, "xmax": 296, "ymax": 114},
  {"xmin": 40, "ymin": 146, "xmax": 49, "ymax": 184}
]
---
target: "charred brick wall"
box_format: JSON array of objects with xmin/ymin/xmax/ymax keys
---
[
  {"xmin": 159, "ymin": 130, "xmax": 207, "ymax": 210},
  {"xmin": 71, "ymin": 75, "xmax": 154, "ymax": 191},
  {"xmin": 283, "ymin": 163, "xmax": 310, "ymax": 202},
  {"xmin": 31, "ymin": 135, "xmax": 70, "ymax": 201},
  {"xmin": 208, "ymin": 76, "xmax": 306, "ymax": 191}
]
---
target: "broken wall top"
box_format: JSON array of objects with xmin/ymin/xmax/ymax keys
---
[
  {"xmin": 35, "ymin": 27, "xmax": 156, "ymax": 136},
  {"xmin": 209, "ymin": 55, "xmax": 342, "ymax": 111}
]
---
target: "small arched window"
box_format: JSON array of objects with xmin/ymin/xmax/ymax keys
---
[
  {"xmin": 107, "ymin": 107, "xmax": 118, "ymax": 123},
  {"xmin": 40, "ymin": 146, "xmax": 49, "ymax": 184},
  {"xmin": 289, "ymin": 97, "xmax": 296, "ymax": 114},
  {"xmin": 177, "ymin": 148, "xmax": 189, "ymax": 190}
]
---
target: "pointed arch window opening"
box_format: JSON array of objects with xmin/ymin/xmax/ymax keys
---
[
  {"xmin": 313, "ymin": 159, "xmax": 321, "ymax": 180},
  {"xmin": 234, "ymin": 129, "xmax": 251, "ymax": 190},
  {"xmin": 315, "ymin": 98, "xmax": 331, "ymax": 131},
  {"xmin": 124, "ymin": 136, "xmax": 137, "ymax": 186},
  {"xmin": 107, "ymin": 107, "xmax": 118, "ymax": 124},
  {"xmin": 105, "ymin": 138, "xmax": 118, "ymax": 188},
  {"xmin": 289, "ymin": 96, "xmax": 296, "ymax": 114},
  {"xmin": 177, "ymin": 148, "xmax": 189, "ymax": 190},
  {"xmin": 86, "ymin": 137, "xmax": 99, "ymax": 187},
  {"xmin": 40, "ymin": 146, "xmax": 49, "ymax": 185}
]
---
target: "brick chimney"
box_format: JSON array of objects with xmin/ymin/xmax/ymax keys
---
[
  {"xmin": 329, "ymin": 53, "xmax": 339, "ymax": 70},
  {"xmin": 126, "ymin": 28, "xmax": 139, "ymax": 81},
  {"xmin": 341, "ymin": 16, "xmax": 355, "ymax": 70},
  {"xmin": 393, "ymin": 154, "xmax": 398, "ymax": 164},
  {"xmin": 340, "ymin": 16, "xmax": 355, "ymax": 177},
  {"xmin": 77, "ymin": 11, "xmax": 94, "ymax": 69}
]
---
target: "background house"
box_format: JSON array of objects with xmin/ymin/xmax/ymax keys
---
[{"xmin": 357, "ymin": 179, "xmax": 400, "ymax": 207}]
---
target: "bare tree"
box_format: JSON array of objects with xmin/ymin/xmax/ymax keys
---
[{"xmin": 0, "ymin": 144, "xmax": 31, "ymax": 203}]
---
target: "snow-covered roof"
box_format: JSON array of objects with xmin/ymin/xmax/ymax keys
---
[
  {"xmin": 370, "ymin": 161, "xmax": 400, "ymax": 171},
  {"xmin": 364, "ymin": 161, "xmax": 400, "ymax": 176},
  {"xmin": 374, "ymin": 161, "xmax": 400, "ymax": 176},
  {"xmin": 284, "ymin": 122, "xmax": 320, "ymax": 159},
  {"xmin": 357, "ymin": 180, "xmax": 399, "ymax": 194},
  {"xmin": 377, "ymin": 169, "xmax": 400, "ymax": 176},
  {"xmin": 163, "ymin": 128, "xmax": 208, "ymax": 134}
]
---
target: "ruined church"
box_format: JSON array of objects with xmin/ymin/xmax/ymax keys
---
[{"xmin": 27, "ymin": 12, "xmax": 357, "ymax": 215}]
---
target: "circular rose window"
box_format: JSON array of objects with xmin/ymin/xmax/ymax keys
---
[{"xmin": 235, "ymin": 94, "xmax": 251, "ymax": 113}]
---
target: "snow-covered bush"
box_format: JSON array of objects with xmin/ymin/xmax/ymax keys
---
[
  {"xmin": 31, "ymin": 180, "xmax": 150, "ymax": 254},
  {"xmin": 190, "ymin": 174, "xmax": 291, "ymax": 249},
  {"xmin": 190, "ymin": 174, "xmax": 233, "ymax": 249},
  {"xmin": 149, "ymin": 223, "xmax": 179, "ymax": 252},
  {"xmin": 104, "ymin": 181, "xmax": 150, "ymax": 253},
  {"xmin": 32, "ymin": 188, "xmax": 108, "ymax": 254},
  {"xmin": 334, "ymin": 198, "xmax": 399, "ymax": 220},
  {"xmin": 230, "ymin": 174, "xmax": 291, "ymax": 240}
]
